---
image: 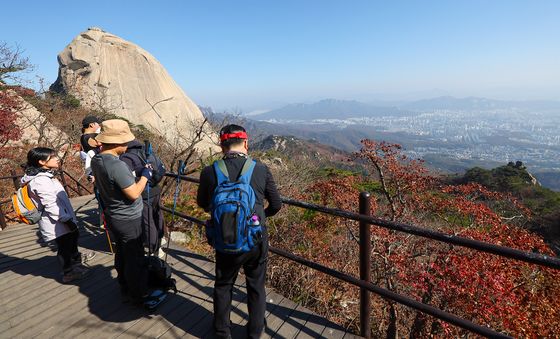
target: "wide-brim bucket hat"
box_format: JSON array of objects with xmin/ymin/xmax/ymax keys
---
[{"xmin": 95, "ymin": 119, "xmax": 135, "ymax": 144}]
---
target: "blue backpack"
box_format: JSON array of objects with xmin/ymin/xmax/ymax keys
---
[{"xmin": 208, "ymin": 157, "xmax": 263, "ymax": 254}]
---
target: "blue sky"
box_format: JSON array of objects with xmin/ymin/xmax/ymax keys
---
[{"xmin": 1, "ymin": 1, "xmax": 559, "ymax": 111}]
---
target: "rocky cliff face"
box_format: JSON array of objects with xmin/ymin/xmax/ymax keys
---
[
  {"xmin": 9, "ymin": 92, "xmax": 68, "ymax": 147},
  {"xmin": 50, "ymin": 27, "xmax": 217, "ymax": 152}
]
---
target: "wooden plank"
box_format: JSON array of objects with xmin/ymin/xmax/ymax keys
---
[
  {"xmin": 0, "ymin": 224, "xmax": 35, "ymax": 236},
  {"xmin": 229, "ymin": 288, "xmax": 276, "ymax": 339},
  {"xmin": 1, "ymin": 249, "xmax": 109, "ymax": 313},
  {"xmin": 0, "ymin": 226, "xmax": 36, "ymax": 240},
  {"xmin": 321, "ymin": 324, "xmax": 349, "ymax": 339},
  {"xmin": 0, "ymin": 195, "xmax": 361, "ymax": 339},
  {"xmin": 117, "ymin": 259, "xmax": 215, "ymax": 339},
  {"xmin": 106, "ymin": 254, "xmax": 201, "ymax": 337},
  {"xmin": 3, "ymin": 255, "xmax": 116, "ymax": 337},
  {"xmin": 0, "ymin": 248, "xmax": 109, "ymax": 313},
  {"xmin": 76, "ymin": 253, "xmax": 216, "ymax": 339},
  {"xmin": 0, "ymin": 233, "xmax": 104, "ymax": 290},
  {"xmin": 276, "ymin": 303, "xmax": 314, "ymax": 339},
  {"xmin": 0, "ymin": 230, "xmax": 97, "ymax": 259},
  {"xmin": 0, "ymin": 242, "xmax": 104, "ymax": 301},
  {"xmin": 295, "ymin": 313, "xmax": 330, "ymax": 339},
  {"xmin": 183, "ymin": 275, "xmax": 247, "ymax": 338},
  {"xmin": 17, "ymin": 258, "xmax": 118, "ymax": 338},
  {"xmin": 263, "ymin": 293, "xmax": 300, "ymax": 338},
  {"xmin": 156, "ymin": 265, "xmax": 220, "ymax": 338},
  {"xmin": 43, "ymin": 255, "xmax": 187, "ymax": 338}
]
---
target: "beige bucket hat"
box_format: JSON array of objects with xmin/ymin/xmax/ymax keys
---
[{"xmin": 94, "ymin": 119, "xmax": 135, "ymax": 144}]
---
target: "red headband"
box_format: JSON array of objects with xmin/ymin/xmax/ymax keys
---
[{"xmin": 220, "ymin": 131, "xmax": 248, "ymax": 142}]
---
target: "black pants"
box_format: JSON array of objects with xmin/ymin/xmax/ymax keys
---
[
  {"xmin": 55, "ymin": 230, "xmax": 79, "ymax": 273},
  {"xmin": 214, "ymin": 245, "xmax": 267, "ymax": 339},
  {"xmin": 107, "ymin": 216, "xmax": 148, "ymax": 300},
  {"xmin": 142, "ymin": 192, "xmax": 164, "ymax": 254}
]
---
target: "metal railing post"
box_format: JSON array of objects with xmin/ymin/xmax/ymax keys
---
[
  {"xmin": 359, "ymin": 192, "xmax": 372, "ymax": 339},
  {"xmin": 10, "ymin": 170, "xmax": 20, "ymax": 190},
  {"xmin": 58, "ymin": 165, "xmax": 70, "ymax": 196},
  {"xmin": 0, "ymin": 208, "xmax": 6, "ymax": 230}
]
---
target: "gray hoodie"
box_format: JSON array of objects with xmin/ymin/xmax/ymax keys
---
[{"xmin": 21, "ymin": 171, "xmax": 77, "ymax": 242}]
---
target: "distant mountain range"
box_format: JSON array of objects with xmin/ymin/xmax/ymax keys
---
[
  {"xmin": 252, "ymin": 98, "xmax": 412, "ymax": 120},
  {"xmin": 201, "ymin": 97, "xmax": 560, "ymax": 191},
  {"xmin": 251, "ymin": 96, "xmax": 560, "ymax": 121}
]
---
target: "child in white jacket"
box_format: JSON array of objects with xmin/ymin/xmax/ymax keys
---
[{"xmin": 22, "ymin": 147, "xmax": 95, "ymax": 283}]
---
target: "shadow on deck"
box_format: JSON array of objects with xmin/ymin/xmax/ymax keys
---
[{"xmin": 0, "ymin": 195, "xmax": 358, "ymax": 339}]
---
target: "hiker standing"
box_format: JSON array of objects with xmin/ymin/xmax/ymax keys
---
[
  {"xmin": 120, "ymin": 139, "xmax": 166, "ymax": 257},
  {"xmin": 90, "ymin": 119, "xmax": 165, "ymax": 307},
  {"xmin": 22, "ymin": 147, "xmax": 95, "ymax": 283},
  {"xmin": 79, "ymin": 115, "xmax": 102, "ymax": 183},
  {"xmin": 197, "ymin": 124, "xmax": 282, "ymax": 339}
]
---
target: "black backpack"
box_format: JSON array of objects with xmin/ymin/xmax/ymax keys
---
[
  {"xmin": 121, "ymin": 148, "xmax": 166, "ymax": 187},
  {"xmin": 146, "ymin": 256, "xmax": 177, "ymax": 293}
]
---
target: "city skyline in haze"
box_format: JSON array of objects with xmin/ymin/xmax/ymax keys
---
[{"xmin": 1, "ymin": 0, "xmax": 559, "ymax": 112}]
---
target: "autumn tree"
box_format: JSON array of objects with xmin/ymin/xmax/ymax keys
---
[
  {"xmin": 0, "ymin": 42, "xmax": 31, "ymax": 84},
  {"xmin": 268, "ymin": 138, "xmax": 560, "ymax": 338},
  {"xmin": 0, "ymin": 42, "xmax": 31, "ymax": 154}
]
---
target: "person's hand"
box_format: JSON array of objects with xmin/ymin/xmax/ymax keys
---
[
  {"xmin": 141, "ymin": 166, "xmax": 152, "ymax": 180},
  {"xmin": 87, "ymin": 175, "xmax": 95, "ymax": 184}
]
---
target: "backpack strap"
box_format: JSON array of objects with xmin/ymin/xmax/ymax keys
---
[
  {"xmin": 213, "ymin": 159, "xmax": 229, "ymax": 185},
  {"xmin": 238, "ymin": 157, "xmax": 256, "ymax": 184},
  {"xmin": 213, "ymin": 157, "xmax": 256, "ymax": 184}
]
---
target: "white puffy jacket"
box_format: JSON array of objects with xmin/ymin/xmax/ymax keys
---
[{"xmin": 21, "ymin": 171, "xmax": 77, "ymax": 242}]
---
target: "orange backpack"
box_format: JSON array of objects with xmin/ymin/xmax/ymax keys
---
[{"xmin": 12, "ymin": 183, "xmax": 42, "ymax": 224}]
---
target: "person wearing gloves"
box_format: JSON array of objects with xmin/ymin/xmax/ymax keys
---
[
  {"xmin": 22, "ymin": 147, "xmax": 96, "ymax": 283},
  {"xmin": 120, "ymin": 139, "xmax": 166, "ymax": 258},
  {"xmin": 90, "ymin": 119, "xmax": 164, "ymax": 307}
]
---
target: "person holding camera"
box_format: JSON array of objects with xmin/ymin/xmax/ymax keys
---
[
  {"xmin": 22, "ymin": 147, "xmax": 96, "ymax": 283},
  {"xmin": 90, "ymin": 119, "xmax": 159, "ymax": 306}
]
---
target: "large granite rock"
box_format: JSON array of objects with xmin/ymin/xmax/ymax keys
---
[{"xmin": 50, "ymin": 27, "xmax": 217, "ymax": 152}]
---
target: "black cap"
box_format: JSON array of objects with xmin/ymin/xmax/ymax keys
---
[{"xmin": 81, "ymin": 115, "xmax": 101, "ymax": 128}]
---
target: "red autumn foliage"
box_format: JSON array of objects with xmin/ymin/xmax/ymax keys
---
[
  {"xmin": 0, "ymin": 89, "xmax": 24, "ymax": 151},
  {"xmin": 269, "ymin": 139, "xmax": 560, "ymax": 337}
]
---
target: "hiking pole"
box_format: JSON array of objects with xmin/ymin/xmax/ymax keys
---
[
  {"xmin": 101, "ymin": 211, "xmax": 114, "ymax": 254},
  {"xmin": 144, "ymin": 140, "xmax": 153, "ymax": 257},
  {"xmin": 164, "ymin": 160, "xmax": 185, "ymax": 263}
]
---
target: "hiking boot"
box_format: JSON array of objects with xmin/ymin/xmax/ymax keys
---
[
  {"xmin": 80, "ymin": 251, "xmax": 97, "ymax": 263},
  {"xmin": 62, "ymin": 266, "xmax": 89, "ymax": 283},
  {"xmin": 72, "ymin": 251, "xmax": 96, "ymax": 267},
  {"xmin": 143, "ymin": 289, "xmax": 167, "ymax": 311}
]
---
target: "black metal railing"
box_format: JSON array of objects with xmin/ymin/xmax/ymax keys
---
[{"xmin": 163, "ymin": 172, "xmax": 560, "ymax": 338}]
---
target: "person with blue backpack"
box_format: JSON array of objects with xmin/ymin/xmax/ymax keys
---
[{"xmin": 197, "ymin": 124, "xmax": 282, "ymax": 339}]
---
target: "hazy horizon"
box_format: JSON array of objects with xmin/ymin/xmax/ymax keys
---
[{"xmin": 1, "ymin": 1, "xmax": 559, "ymax": 112}]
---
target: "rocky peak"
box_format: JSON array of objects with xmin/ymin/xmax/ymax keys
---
[{"xmin": 50, "ymin": 28, "xmax": 217, "ymax": 153}]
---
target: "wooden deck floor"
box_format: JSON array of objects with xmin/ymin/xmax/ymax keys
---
[{"xmin": 0, "ymin": 195, "xmax": 359, "ymax": 339}]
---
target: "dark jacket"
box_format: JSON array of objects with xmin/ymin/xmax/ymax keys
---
[
  {"xmin": 120, "ymin": 140, "xmax": 163, "ymax": 199},
  {"xmin": 197, "ymin": 152, "xmax": 282, "ymax": 243}
]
